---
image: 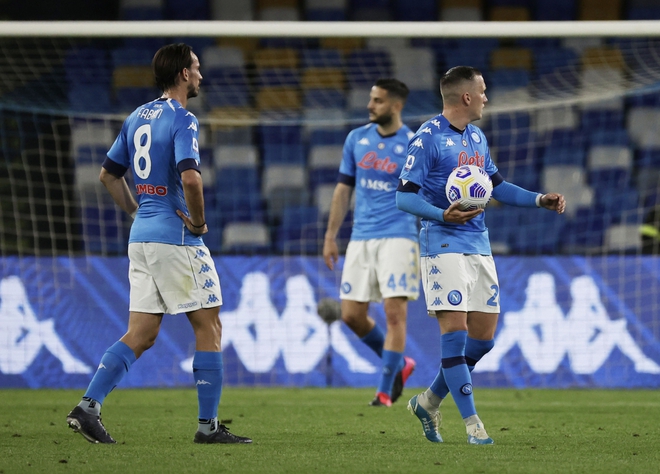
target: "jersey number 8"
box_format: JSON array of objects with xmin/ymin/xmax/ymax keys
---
[{"xmin": 133, "ymin": 124, "xmax": 152, "ymax": 179}]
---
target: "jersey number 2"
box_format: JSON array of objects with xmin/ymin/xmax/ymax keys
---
[{"xmin": 133, "ymin": 124, "xmax": 152, "ymax": 179}]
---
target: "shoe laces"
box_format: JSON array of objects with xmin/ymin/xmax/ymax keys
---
[{"xmin": 467, "ymin": 423, "xmax": 490, "ymax": 440}]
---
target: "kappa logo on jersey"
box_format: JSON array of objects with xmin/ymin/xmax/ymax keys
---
[
  {"xmin": 431, "ymin": 119, "xmax": 442, "ymax": 129},
  {"xmin": 357, "ymin": 137, "xmax": 370, "ymax": 146},
  {"xmin": 357, "ymin": 152, "xmax": 398, "ymax": 173},
  {"xmin": 411, "ymin": 138, "xmax": 424, "ymax": 149},
  {"xmin": 445, "ymin": 138, "xmax": 456, "ymax": 146},
  {"xmin": 188, "ymin": 121, "xmax": 197, "ymax": 131},
  {"xmin": 458, "ymin": 150, "xmax": 485, "ymax": 167},
  {"xmin": 185, "ymin": 111, "xmax": 195, "ymax": 117},
  {"xmin": 136, "ymin": 184, "xmax": 168, "ymax": 196},
  {"xmin": 421, "ymin": 127, "xmax": 432, "ymax": 135},
  {"xmin": 404, "ymin": 155, "xmax": 415, "ymax": 171}
]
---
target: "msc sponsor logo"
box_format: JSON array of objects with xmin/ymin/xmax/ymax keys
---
[
  {"xmin": 360, "ymin": 178, "xmax": 394, "ymax": 192},
  {"xmin": 136, "ymin": 184, "xmax": 167, "ymax": 196}
]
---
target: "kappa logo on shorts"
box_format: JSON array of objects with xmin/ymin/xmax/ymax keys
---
[
  {"xmin": 448, "ymin": 290, "xmax": 462, "ymax": 306},
  {"xmin": 429, "ymin": 266, "xmax": 440, "ymax": 275},
  {"xmin": 202, "ymin": 279, "xmax": 215, "ymax": 289},
  {"xmin": 460, "ymin": 383, "xmax": 473, "ymax": 395},
  {"xmin": 432, "ymin": 297, "xmax": 442, "ymax": 306},
  {"xmin": 341, "ymin": 282, "xmax": 352, "ymax": 294},
  {"xmin": 207, "ymin": 294, "xmax": 219, "ymax": 304},
  {"xmin": 199, "ymin": 264, "xmax": 211, "ymax": 273},
  {"xmin": 195, "ymin": 249, "xmax": 206, "ymax": 258}
]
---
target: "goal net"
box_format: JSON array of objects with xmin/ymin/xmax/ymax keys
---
[{"xmin": 1, "ymin": 21, "xmax": 659, "ymax": 388}]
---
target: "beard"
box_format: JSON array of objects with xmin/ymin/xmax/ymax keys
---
[
  {"xmin": 187, "ymin": 85, "xmax": 199, "ymax": 99},
  {"xmin": 370, "ymin": 112, "xmax": 393, "ymax": 127}
]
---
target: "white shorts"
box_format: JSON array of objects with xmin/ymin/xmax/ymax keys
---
[
  {"xmin": 340, "ymin": 238, "xmax": 420, "ymax": 302},
  {"xmin": 421, "ymin": 253, "xmax": 499, "ymax": 315},
  {"xmin": 128, "ymin": 242, "xmax": 222, "ymax": 315}
]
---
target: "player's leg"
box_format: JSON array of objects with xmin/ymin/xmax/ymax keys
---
[
  {"xmin": 186, "ymin": 306, "xmax": 249, "ymax": 444},
  {"xmin": 422, "ymin": 313, "xmax": 497, "ymax": 409},
  {"xmin": 374, "ymin": 238, "xmax": 419, "ymax": 405},
  {"xmin": 67, "ymin": 243, "xmax": 162, "ymax": 444},
  {"xmin": 340, "ymin": 241, "xmax": 385, "ymax": 358},
  {"xmin": 67, "ymin": 311, "xmax": 162, "ymax": 444},
  {"xmin": 182, "ymin": 245, "xmax": 250, "ymax": 445}
]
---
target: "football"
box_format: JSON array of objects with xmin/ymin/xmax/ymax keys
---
[{"xmin": 445, "ymin": 165, "xmax": 493, "ymax": 210}]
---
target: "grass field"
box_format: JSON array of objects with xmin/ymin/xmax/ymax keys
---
[{"xmin": 1, "ymin": 387, "xmax": 659, "ymax": 473}]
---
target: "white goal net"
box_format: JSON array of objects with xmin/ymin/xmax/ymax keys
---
[{"xmin": 1, "ymin": 21, "xmax": 659, "ymax": 388}]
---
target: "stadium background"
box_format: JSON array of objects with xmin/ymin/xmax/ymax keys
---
[{"xmin": 1, "ymin": 0, "xmax": 660, "ymax": 390}]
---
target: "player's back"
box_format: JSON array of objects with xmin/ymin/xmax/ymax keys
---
[{"xmin": 107, "ymin": 98, "xmax": 202, "ymax": 246}]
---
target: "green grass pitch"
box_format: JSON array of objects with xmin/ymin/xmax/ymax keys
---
[{"xmin": 1, "ymin": 387, "xmax": 659, "ymax": 473}]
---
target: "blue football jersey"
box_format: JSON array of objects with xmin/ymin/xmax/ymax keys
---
[
  {"xmin": 340, "ymin": 123, "xmax": 418, "ymax": 241},
  {"xmin": 106, "ymin": 98, "xmax": 203, "ymax": 246},
  {"xmin": 399, "ymin": 114, "xmax": 498, "ymax": 256}
]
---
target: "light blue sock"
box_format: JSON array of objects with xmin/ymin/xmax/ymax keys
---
[
  {"xmin": 83, "ymin": 341, "xmax": 136, "ymax": 407},
  {"xmin": 360, "ymin": 325, "xmax": 385, "ymax": 358},
  {"xmin": 378, "ymin": 350, "xmax": 403, "ymax": 396},
  {"xmin": 193, "ymin": 351, "xmax": 223, "ymax": 422},
  {"xmin": 430, "ymin": 337, "xmax": 495, "ymax": 400},
  {"xmin": 440, "ymin": 331, "xmax": 476, "ymax": 419}
]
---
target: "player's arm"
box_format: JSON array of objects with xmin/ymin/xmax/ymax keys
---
[
  {"xmin": 176, "ymin": 169, "xmax": 207, "ymax": 236},
  {"xmin": 323, "ymin": 179, "xmax": 353, "ymax": 270},
  {"xmin": 490, "ymin": 172, "xmax": 566, "ymax": 214},
  {"xmin": 99, "ymin": 164, "xmax": 139, "ymax": 218},
  {"xmin": 396, "ymin": 182, "xmax": 481, "ymax": 224}
]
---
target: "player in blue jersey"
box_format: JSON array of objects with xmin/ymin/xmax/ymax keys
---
[
  {"xmin": 396, "ymin": 66, "xmax": 565, "ymax": 444},
  {"xmin": 66, "ymin": 43, "xmax": 251, "ymax": 445},
  {"xmin": 323, "ymin": 78, "xmax": 419, "ymax": 407}
]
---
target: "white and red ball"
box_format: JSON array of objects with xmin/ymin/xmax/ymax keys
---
[{"xmin": 445, "ymin": 165, "xmax": 493, "ymax": 210}]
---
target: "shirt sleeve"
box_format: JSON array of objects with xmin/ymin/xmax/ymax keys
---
[
  {"xmin": 173, "ymin": 110, "xmax": 201, "ymax": 167},
  {"xmin": 106, "ymin": 120, "xmax": 130, "ymax": 169},
  {"xmin": 398, "ymin": 131, "xmax": 435, "ymax": 189},
  {"xmin": 338, "ymin": 129, "xmax": 357, "ymax": 178}
]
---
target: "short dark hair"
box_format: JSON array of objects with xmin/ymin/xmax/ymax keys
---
[
  {"xmin": 440, "ymin": 66, "xmax": 482, "ymax": 93},
  {"xmin": 374, "ymin": 78, "xmax": 410, "ymax": 102},
  {"xmin": 152, "ymin": 43, "xmax": 194, "ymax": 93}
]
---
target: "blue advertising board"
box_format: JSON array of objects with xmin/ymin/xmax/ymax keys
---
[{"xmin": 1, "ymin": 256, "xmax": 658, "ymax": 389}]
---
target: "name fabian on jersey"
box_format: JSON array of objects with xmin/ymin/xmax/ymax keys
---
[{"xmin": 137, "ymin": 108, "xmax": 163, "ymax": 120}]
